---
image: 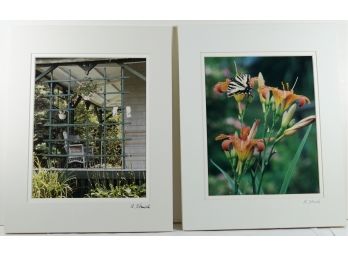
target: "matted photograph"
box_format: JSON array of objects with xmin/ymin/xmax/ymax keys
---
[
  {"xmin": 4, "ymin": 25, "xmax": 172, "ymax": 233},
  {"xmin": 179, "ymin": 23, "xmax": 346, "ymax": 230},
  {"xmin": 33, "ymin": 57, "xmax": 146, "ymax": 198},
  {"xmin": 204, "ymin": 55, "xmax": 320, "ymax": 196}
]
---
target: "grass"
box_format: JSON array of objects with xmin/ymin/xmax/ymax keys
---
[{"xmin": 32, "ymin": 157, "xmax": 76, "ymax": 198}]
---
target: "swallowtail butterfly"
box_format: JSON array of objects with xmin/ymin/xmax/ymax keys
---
[{"xmin": 227, "ymin": 74, "xmax": 252, "ymax": 97}]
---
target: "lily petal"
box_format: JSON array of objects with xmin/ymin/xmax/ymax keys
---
[
  {"xmin": 222, "ymin": 139, "xmax": 233, "ymax": 151},
  {"xmin": 240, "ymin": 127, "xmax": 250, "ymax": 140},
  {"xmin": 213, "ymin": 79, "xmax": 230, "ymax": 94},
  {"xmin": 247, "ymin": 120, "xmax": 260, "ymax": 140}
]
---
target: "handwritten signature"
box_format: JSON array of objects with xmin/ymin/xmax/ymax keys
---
[
  {"xmin": 303, "ymin": 199, "xmax": 320, "ymax": 204},
  {"xmin": 131, "ymin": 203, "xmax": 150, "ymax": 209}
]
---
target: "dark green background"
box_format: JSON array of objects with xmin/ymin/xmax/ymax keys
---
[{"xmin": 205, "ymin": 56, "xmax": 320, "ymax": 195}]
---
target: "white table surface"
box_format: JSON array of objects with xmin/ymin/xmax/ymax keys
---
[{"xmin": 0, "ymin": 222, "xmax": 347, "ymax": 236}]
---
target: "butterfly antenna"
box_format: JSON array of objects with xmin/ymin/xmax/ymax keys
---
[{"xmin": 291, "ymin": 76, "xmax": 299, "ymax": 91}]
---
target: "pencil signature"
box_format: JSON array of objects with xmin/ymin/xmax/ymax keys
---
[
  {"xmin": 131, "ymin": 203, "xmax": 150, "ymax": 209},
  {"xmin": 303, "ymin": 199, "xmax": 320, "ymax": 204}
]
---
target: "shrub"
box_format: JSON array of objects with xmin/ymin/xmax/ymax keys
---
[
  {"xmin": 32, "ymin": 158, "xmax": 76, "ymax": 198},
  {"xmin": 86, "ymin": 183, "xmax": 146, "ymax": 198}
]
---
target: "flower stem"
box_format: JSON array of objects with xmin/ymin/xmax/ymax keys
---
[
  {"xmin": 257, "ymin": 171, "xmax": 265, "ymax": 194},
  {"xmin": 236, "ymin": 160, "xmax": 243, "ymax": 176},
  {"xmin": 257, "ymin": 106, "xmax": 270, "ymax": 194},
  {"xmin": 251, "ymin": 171, "xmax": 257, "ymax": 194},
  {"xmin": 228, "ymin": 158, "xmax": 235, "ymax": 179},
  {"xmin": 262, "ymin": 107, "xmax": 269, "ymax": 138},
  {"xmin": 235, "ymin": 182, "xmax": 239, "ymax": 195},
  {"xmin": 257, "ymin": 140, "xmax": 278, "ymax": 193},
  {"xmin": 238, "ymin": 103, "xmax": 244, "ymax": 126},
  {"xmin": 234, "ymin": 160, "xmax": 245, "ymax": 194},
  {"xmin": 257, "ymin": 106, "xmax": 281, "ymax": 194},
  {"xmin": 266, "ymin": 141, "xmax": 277, "ymax": 165}
]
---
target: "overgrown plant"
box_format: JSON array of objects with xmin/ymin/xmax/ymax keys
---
[
  {"xmin": 212, "ymin": 71, "xmax": 316, "ymax": 194},
  {"xmin": 86, "ymin": 169, "xmax": 146, "ymax": 198},
  {"xmin": 32, "ymin": 157, "xmax": 76, "ymax": 198},
  {"xmin": 86, "ymin": 183, "xmax": 146, "ymax": 198}
]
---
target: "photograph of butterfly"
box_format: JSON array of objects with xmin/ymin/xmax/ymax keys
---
[{"xmin": 204, "ymin": 55, "xmax": 321, "ymax": 195}]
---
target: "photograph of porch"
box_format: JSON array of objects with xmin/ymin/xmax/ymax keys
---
[{"xmin": 33, "ymin": 57, "xmax": 146, "ymax": 198}]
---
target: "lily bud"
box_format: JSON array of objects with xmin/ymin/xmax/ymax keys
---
[
  {"xmin": 256, "ymin": 141, "xmax": 265, "ymax": 152},
  {"xmin": 281, "ymin": 104, "xmax": 297, "ymax": 128},
  {"xmin": 288, "ymin": 119, "xmax": 296, "ymax": 127},
  {"xmin": 270, "ymin": 96, "xmax": 276, "ymax": 111},
  {"xmin": 247, "ymin": 120, "xmax": 260, "ymax": 140},
  {"xmin": 284, "ymin": 115, "xmax": 316, "ymax": 136},
  {"xmin": 298, "ymin": 96, "xmax": 310, "ymax": 107}
]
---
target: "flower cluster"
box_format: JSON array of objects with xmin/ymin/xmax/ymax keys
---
[{"xmin": 213, "ymin": 71, "xmax": 316, "ymax": 194}]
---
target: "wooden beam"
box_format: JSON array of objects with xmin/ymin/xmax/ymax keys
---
[
  {"xmin": 35, "ymin": 65, "xmax": 58, "ymax": 82},
  {"xmin": 36, "ymin": 58, "xmax": 145, "ymax": 67},
  {"xmin": 35, "ymin": 70, "xmax": 67, "ymax": 91}
]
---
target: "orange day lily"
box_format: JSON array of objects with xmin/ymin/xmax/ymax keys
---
[
  {"xmin": 216, "ymin": 120, "xmax": 265, "ymax": 176},
  {"xmin": 258, "ymin": 85, "xmax": 271, "ymax": 104},
  {"xmin": 270, "ymin": 84, "xmax": 310, "ymax": 114},
  {"xmin": 216, "ymin": 120, "xmax": 265, "ymax": 164}
]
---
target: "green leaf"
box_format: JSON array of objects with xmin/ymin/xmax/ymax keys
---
[
  {"xmin": 279, "ymin": 124, "xmax": 312, "ymax": 194},
  {"xmin": 255, "ymin": 175, "xmax": 264, "ymax": 194},
  {"xmin": 210, "ymin": 159, "xmax": 242, "ymax": 194}
]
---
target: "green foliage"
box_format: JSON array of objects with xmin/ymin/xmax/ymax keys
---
[
  {"xmin": 32, "ymin": 158, "xmax": 76, "ymax": 198},
  {"xmin": 86, "ymin": 183, "xmax": 146, "ymax": 198},
  {"xmin": 105, "ymin": 123, "xmax": 123, "ymax": 167},
  {"xmin": 34, "ymin": 84, "xmax": 68, "ymax": 167},
  {"xmin": 280, "ymin": 125, "xmax": 312, "ymax": 194},
  {"xmin": 33, "ymin": 84, "xmax": 50, "ymax": 166},
  {"xmin": 74, "ymin": 99, "xmax": 122, "ymax": 167},
  {"xmin": 208, "ymin": 175, "xmax": 231, "ymax": 195},
  {"xmin": 75, "ymin": 79, "xmax": 98, "ymax": 97},
  {"xmin": 210, "ymin": 159, "xmax": 241, "ymax": 194}
]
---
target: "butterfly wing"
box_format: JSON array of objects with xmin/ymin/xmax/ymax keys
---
[
  {"xmin": 226, "ymin": 74, "xmax": 251, "ymax": 97},
  {"xmin": 227, "ymin": 82, "xmax": 246, "ymax": 97}
]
